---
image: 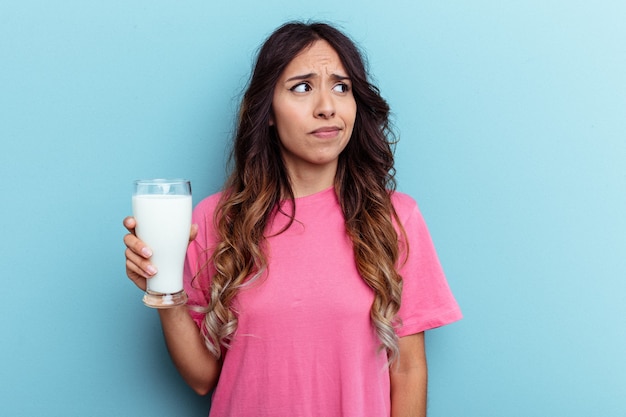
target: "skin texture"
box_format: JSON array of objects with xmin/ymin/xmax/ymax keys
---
[
  {"xmin": 391, "ymin": 332, "xmax": 428, "ymax": 417},
  {"xmin": 271, "ymin": 40, "xmax": 356, "ymax": 198}
]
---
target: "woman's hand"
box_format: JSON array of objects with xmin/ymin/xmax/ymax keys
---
[
  {"xmin": 123, "ymin": 216, "xmax": 198, "ymax": 291},
  {"xmin": 123, "ymin": 217, "xmax": 216, "ymax": 394}
]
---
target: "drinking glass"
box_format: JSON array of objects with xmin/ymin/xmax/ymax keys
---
[{"xmin": 132, "ymin": 179, "xmax": 192, "ymax": 308}]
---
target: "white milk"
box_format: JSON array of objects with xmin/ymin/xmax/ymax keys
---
[{"xmin": 132, "ymin": 194, "xmax": 192, "ymax": 294}]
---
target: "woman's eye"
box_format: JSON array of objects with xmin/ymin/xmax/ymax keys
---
[
  {"xmin": 291, "ymin": 83, "xmax": 311, "ymax": 93},
  {"xmin": 333, "ymin": 83, "xmax": 350, "ymax": 93}
]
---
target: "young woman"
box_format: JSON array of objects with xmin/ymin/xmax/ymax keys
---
[{"xmin": 124, "ymin": 22, "xmax": 462, "ymax": 417}]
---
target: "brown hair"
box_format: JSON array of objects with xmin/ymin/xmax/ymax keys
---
[{"xmin": 199, "ymin": 21, "xmax": 405, "ymax": 363}]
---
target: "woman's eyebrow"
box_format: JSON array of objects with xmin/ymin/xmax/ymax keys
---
[
  {"xmin": 285, "ymin": 73, "xmax": 351, "ymax": 82},
  {"xmin": 331, "ymin": 74, "xmax": 351, "ymax": 81},
  {"xmin": 285, "ymin": 73, "xmax": 315, "ymax": 82}
]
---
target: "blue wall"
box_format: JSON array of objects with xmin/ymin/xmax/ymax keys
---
[{"xmin": 1, "ymin": 1, "xmax": 624, "ymax": 415}]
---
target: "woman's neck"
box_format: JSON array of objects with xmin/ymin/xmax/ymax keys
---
[{"xmin": 286, "ymin": 162, "xmax": 337, "ymax": 198}]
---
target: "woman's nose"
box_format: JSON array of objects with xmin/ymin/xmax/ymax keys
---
[{"xmin": 314, "ymin": 90, "xmax": 335, "ymax": 119}]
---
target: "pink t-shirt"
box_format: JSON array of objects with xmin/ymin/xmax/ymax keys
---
[{"xmin": 184, "ymin": 187, "xmax": 462, "ymax": 416}]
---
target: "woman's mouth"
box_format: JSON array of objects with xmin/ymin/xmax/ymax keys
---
[{"xmin": 310, "ymin": 126, "xmax": 341, "ymax": 139}]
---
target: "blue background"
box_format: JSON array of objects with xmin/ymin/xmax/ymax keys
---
[{"xmin": 1, "ymin": 1, "xmax": 624, "ymax": 415}]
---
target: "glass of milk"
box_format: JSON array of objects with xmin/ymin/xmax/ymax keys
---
[{"xmin": 132, "ymin": 179, "xmax": 192, "ymax": 308}]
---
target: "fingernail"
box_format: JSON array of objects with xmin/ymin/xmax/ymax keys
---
[
  {"xmin": 142, "ymin": 247, "xmax": 152, "ymax": 257},
  {"xmin": 146, "ymin": 265, "xmax": 157, "ymax": 276}
]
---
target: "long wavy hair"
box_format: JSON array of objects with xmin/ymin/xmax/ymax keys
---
[{"xmin": 199, "ymin": 21, "xmax": 407, "ymax": 364}]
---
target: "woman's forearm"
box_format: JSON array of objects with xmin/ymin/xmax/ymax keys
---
[
  {"xmin": 390, "ymin": 364, "xmax": 427, "ymax": 416},
  {"xmin": 158, "ymin": 305, "xmax": 221, "ymax": 395}
]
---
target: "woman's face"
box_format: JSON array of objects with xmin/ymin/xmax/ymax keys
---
[{"xmin": 271, "ymin": 40, "xmax": 357, "ymax": 184}]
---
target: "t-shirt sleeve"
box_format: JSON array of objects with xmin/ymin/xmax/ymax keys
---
[
  {"xmin": 183, "ymin": 195, "xmax": 220, "ymax": 329},
  {"xmin": 395, "ymin": 196, "xmax": 462, "ymax": 337}
]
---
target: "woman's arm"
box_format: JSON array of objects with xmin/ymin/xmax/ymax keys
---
[
  {"xmin": 389, "ymin": 332, "xmax": 428, "ymax": 417},
  {"xmin": 158, "ymin": 305, "xmax": 221, "ymax": 395},
  {"xmin": 124, "ymin": 217, "xmax": 221, "ymax": 395}
]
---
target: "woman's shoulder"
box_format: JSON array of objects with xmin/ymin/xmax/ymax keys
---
[
  {"xmin": 390, "ymin": 190, "xmax": 419, "ymax": 219},
  {"xmin": 192, "ymin": 191, "xmax": 224, "ymax": 225},
  {"xmin": 194, "ymin": 190, "xmax": 223, "ymax": 212}
]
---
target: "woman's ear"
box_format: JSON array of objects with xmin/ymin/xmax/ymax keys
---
[{"xmin": 269, "ymin": 114, "xmax": 275, "ymax": 126}]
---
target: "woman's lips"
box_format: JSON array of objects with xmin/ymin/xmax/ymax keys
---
[{"xmin": 310, "ymin": 126, "xmax": 341, "ymax": 139}]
